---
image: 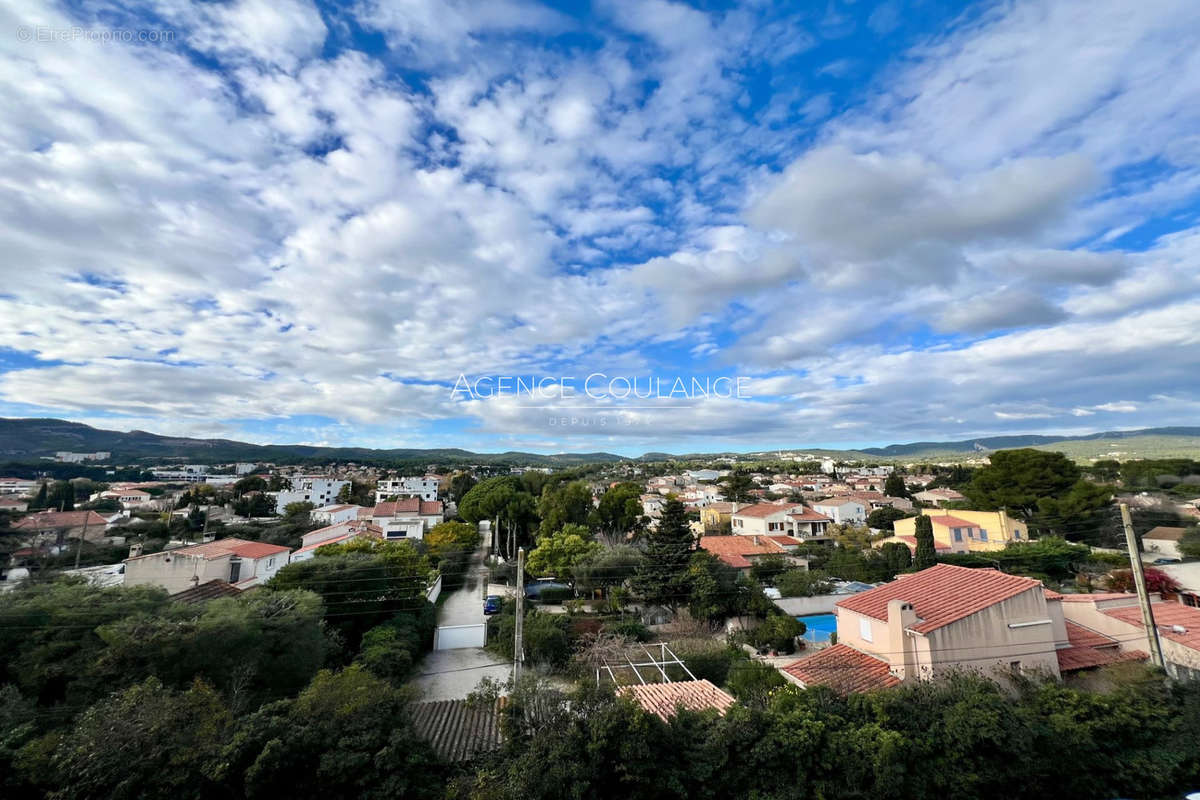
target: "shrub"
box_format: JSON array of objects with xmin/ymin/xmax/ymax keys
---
[
  {"xmin": 749, "ymin": 615, "xmax": 805, "ymax": 654},
  {"xmin": 667, "ymin": 639, "xmax": 740, "ymax": 686},
  {"xmin": 726, "ymin": 659, "xmax": 786, "ymax": 705},
  {"xmin": 603, "ymin": 619, "xmax": 651, "ymax": 642},
  {"xmin": 537, "ymin": 586, "xmax": 573, "ymax": 605},
  {"xmin": 777, "ymin": 569, "xmax": 833, "ymax": 597}
]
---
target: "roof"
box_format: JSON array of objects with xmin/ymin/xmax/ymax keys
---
[
  {"xmin": 813, "ymin": 497, "xmax": 863, "ymax": 508},
  {"xmin": 126, "ymin": 537, "xmax": 290, "ymax": 562},
  {"xmin": 705, "ymin": 502, "xmax": 734, "ymax": 513},
  {"xmin": 372, "ymin": 498, "xmax": 443, "ymax": 516},
  {"xmin": 731, "ymin": 502, "xmax": 797, "ymax": 518},
  {"xmin": 618, "ymin": 680, "xmax": 736, "ymax": 721},
  {"xmin": 1065, "ymin": 620, "xmax": 1117, "ymax": 649},
  {"xmin": 928, "ymin": 515, "xmax": 980, "ymax": 529},
  {"xmin": 1103, "ymin": 602, "xmax": 1200, "ymax": 651},
  {"xmin": 1056, "ymin": 645, "xmax": 1147, "ymax": 672},
  {"xmin": 1058, "ymin": 592, "xmax": 1137, "ymax": 603},
  {"xmin": 314, "ymin": 503, "xmax": 357, "ymax": 513},
  {"xmin": 787, "ymin": 508, "xmax": 833, "ymax": 522},
  {"xmin": 409, "ymin": 699, "xmax": 504, "ymax": 762},
  {"xmin": 1143, "ymin": 526, "xmax": 1186, "ymax": 541},
  {"xmin": 835, "ymin": 564, "xmax": 1044, "ymax": 634},
  {"xmin": 699, "ymin": 534, "xmax": 802, "ymax": 568},
  {"xmin": 917, "ymin": 488, "xmax": 965, "ymax": 498},
  {"xmin": 12, "ymin": 510, "xmax": 109, "ymax": 529},
  {"xmin": 170, "ymin": 580, "xmax": 243, "ymax": 604},
  {"xmin": 781, "ymin": 644, "xmax": 900, "ymax": 694}
]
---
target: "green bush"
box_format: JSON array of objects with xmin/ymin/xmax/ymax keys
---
[
  {"xmin": 777, "ymin": 569, "xmax": 833, "ymax": 597},
  {"xmin": 726, "ymin": 659, "xmax": 786, "ymax": 705},
  {"xmin": 749, "ymin": 614, "xmax": 805, "ymax": 654},
  {"xmin": 603, "ymin": 619, "xmax": 651, "ymax": 642},
  {"xmin": 667, "ymin": 639, "xmax": 740, "ymax": 686},
  {"xmin": 537, "ymin": 586, "xmax": 573, "ymax": 604}
]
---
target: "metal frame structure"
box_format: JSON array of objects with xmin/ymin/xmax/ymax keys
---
[{"xmin": 596, "ymin": 642, "xmax": 697, "ymax": 686}]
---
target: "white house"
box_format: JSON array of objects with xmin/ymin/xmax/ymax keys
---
[
  {"xmin": 99, "ymin": 488, "xmax": 153, "ymax": 509},
  {"xmin": 1141, "ymin": 526, "xmax": 1186, "ymax": 561},
  {"xmin": 290, "ymin": 519, "xmax": 382, "ymax": 563},
  {"xmin": 0, "ymin": 477, "xmax": 38, "ymax": 495},
  {"xmin": 275, "ymin": 476, "xmax": 350, "ymax": 514},
  {"xmin": 371, "ymin": 498, "xmax": 444, "ymax": 540},
  {"xmin": 812, "ymin": 498, "xmax": 868, "ymax": 525},
  {"xmin": 731, "ymin": 502, "xmax": 833, "ymax": 542},
  {"xmin": 123, "ymin": 538, "xmax": 291, "ymax": 593},
  {"xmin": 310, "ymin": 504, "xmax": 364, "ymax": 526},
  {"xmin": 375, "ymin": 476, "xmax": 439, "ymax": 502},
  {"xmin": 913, "ymin": 488, "xmax": 966, "ymax": 507}
]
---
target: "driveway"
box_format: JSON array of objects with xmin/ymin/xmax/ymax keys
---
[{"xmin": 408, "ymin": 541, "xmax": 513, "ymax": 701}]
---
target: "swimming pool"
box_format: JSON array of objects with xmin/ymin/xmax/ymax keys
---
[{"xmin": 796, "ymin": 613, "xmax": 837, "ymax": 643}]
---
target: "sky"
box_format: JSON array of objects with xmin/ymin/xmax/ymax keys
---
[{"xmin": 0, "ymin": 0, "xmax": 1198, "ymax": 456}]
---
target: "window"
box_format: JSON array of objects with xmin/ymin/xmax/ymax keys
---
[
  {"xmin": 267, "ymin": 557, "xmax": 275, "ymax": 568},
  {"xmin": 1012, "ymin": 528, "xmax": 1022, "ymax": 539},
  {"xmin": 953, "ymin": 528, "xmax": 963, "ymax": 542},
  {"xmin": 979, "ymin": 529, "xmax": 988, "ymax": 541},
  {"xmin": 859, "ymin": 616, "xmax": 873, "ymax": 642}
]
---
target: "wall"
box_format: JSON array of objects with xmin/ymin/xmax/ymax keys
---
[
  {"xmin": 426, "ymin": 573, "xmax": 443, "ymax": 604},
  {"xmin": 921, "ymin": 588, "xmax": 1061, "ymax": 679},
  {"xmin": 124, "ymin": 552, "xmax": 231, "ymax": 594},
  {"xmin": 773, "ymin": 594, "xmax": 840, "ymax": 616}
]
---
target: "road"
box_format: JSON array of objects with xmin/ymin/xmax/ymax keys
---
[{"xmin": 408, "ymin": 541, "xmax": 513, "ymax": 702}]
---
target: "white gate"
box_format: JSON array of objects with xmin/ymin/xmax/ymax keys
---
[{"xmin": 434, "ymin": 623, "xmax": 487, "ymax": 650}]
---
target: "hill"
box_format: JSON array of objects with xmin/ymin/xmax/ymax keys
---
[{"xmin": 859, "ymin": 427, "xmax": 1200, "ymax": 461}]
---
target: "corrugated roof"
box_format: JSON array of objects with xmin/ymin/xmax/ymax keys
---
[
  {"xmin": 618, "ymin": 679, "xmax": 736, "ymax": 721},
  {"xmin": 409, "ymin": 699, "xmax": 504, "ymax": 762},
  {"xmin": 781, "ymin": 644, "xmax": 900, "ymax": 694},
  {"xmin": 835, "ymin": 564, "xmax": 1044, "ymax": 634}
]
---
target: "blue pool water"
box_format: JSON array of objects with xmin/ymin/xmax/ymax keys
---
[{"xmin": 796, "ymin": 613, "xmax": 837, "ymax": 643}]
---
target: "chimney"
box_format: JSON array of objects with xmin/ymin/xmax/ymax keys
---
[
  {"xmin": 886, "ymin": 599, "xmax": 919, "ymax": 679},
  {"xmin": 128, "ymin": 542, "xmax": 143, "ymax": 559}
]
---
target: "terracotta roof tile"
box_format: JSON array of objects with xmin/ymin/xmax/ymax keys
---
[
  {"xmin": 1064, "ymin": 620, "xmax": 1117, "ymax": 649},
  {"xmin": 618, "ymin": 680, "xmax": 736, "ymax": 720},
  {"xmin": 835, "ymin": 564, "xmax": 1044, "ymax": 634},
  {"xmin": 1058, "ymin": 592, "xmax": 1137, "ymax": 603},
  {"xmin": 1144, "ymin": 526, "xmax": 1186, "ymax": 541},
  {"xmin": 1103, "ymin": 602, "xmax": 1200, "ymax": 651},
  {"xmin": 126, "ymin": 537, "xmax": 289, "ymax": 562},
  {"xmin": 928, "ymin": 515, "xmax": 979, "ymax": 528},
  {"xmin": 732, "ymin": 502, "xmax": 797, "ymax": 518},
  {"xmin": 781, "ymin": 644, "xmax": 900, "ymax": 694},
  {"xmin": 1056, "ymin": 646, "xmax": 1147, "ymax": 672},
  {"xmin": 170, "ymin": 580, "xmax": 243, "ymax": 604},
  {"xmin": 13, "ymin": 510, "xmax": 109, "ymax": 529}
]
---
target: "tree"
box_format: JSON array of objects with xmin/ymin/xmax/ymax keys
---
[
  {"xmin": 458, "ymin": 476, "xmax": 537, "ymax": 558},
  {"xmin": 1180, "ymin": 526, "xmax": 1200, "ymax": 560},
  {"xmin": 966, "ymin": 449, "xmax": 1082, "ymax": 516},
  {"xmin": 633, "ymin": 499, "xmax": 694, "ymax": 609},
  {"xmin": 879, "ymin": 540, "xmax": 913, "ymax": 573},
  {"xmin": 776, "ymin": 568, "xmax": 832, "ymax": 597},
  {"xmin": 424, "ymin": 520, "xmax": 480, "ymax": 560},
  {"xmin": 283, "ymin": 501, "xmax": 314, "ymax": 520},
  {"xmin": 749, "ymin": 554, "xmax": 790, "ymax": 586},
  {"xmin": 719, "ymin": 472, "xmax": 757, "ymax": 503},
  {"xmin": 594, "ymin": 482, "xmax": 645, "ymax": 542},
  {"xmin": 685, "ymin": 550, "xmax": 748, "ymax": 622},
  {"xmin": 449, "ymin": 472, "xmax": 477, "ymax": 503},
  {"xmin": 914, "ymin": 515, "xmax": 937, "ymax": 570},
  {"xmin": 48, "ymin": 480, "xmax": 74, "ymax": 511},
  {"xmin": 29, "ymin": 481, "xmax": 48, "ymax": 510},
  {"xmin": 526, "ymin": 524, "xmax": 602, "ymax": 582},
  {"xmin": 233, "ymin": 492, "xmax": 274, "ymax": 518},
  {"xmin": 884, "ymin": 473, "xmax": 909, "ymax": 498},
  {"xmin": 1108, "ymin": 567, "xmax": 1181, "ymax": 595},
  {"xmin": 334, "ymin": 479, "xmax": 373, "ymax": 506},
  {"xmin": 536, "ymin": 481, "xmax": 594, "ymax": 538},
  {"xmin": 573, "ymin": 545, "xmax": 646, "ymax": 595},
  {"xmin": 233, "ymin": 475, "xmax": 268, "ymax": 497},
  {"xmin": 867, "ymin": 506, "xmax": 910, "ymax": 531}
]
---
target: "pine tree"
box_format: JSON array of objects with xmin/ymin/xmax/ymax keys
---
[
  {"xmin": 914, "ymin": 515, "xmax": 937, "ymax": 570},
  {"xmin": 884, "ymin": 473, "xmax": 908, "ymax": 498},
  {"xmin": 634, "ymin": 499, "xmax": 695, "ymax": 609},
  {"xmin": 31, "ymin": 481, "xmax": 48, "ymax": 510}
]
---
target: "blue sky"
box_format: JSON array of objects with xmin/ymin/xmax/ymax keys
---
[{"xmin": 1, "ymin": 0, "xmax": 1198, "ymax": 456}]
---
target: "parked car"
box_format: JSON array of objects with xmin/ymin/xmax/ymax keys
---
[
  {"xmin": 483, "ymin": 595, "xmax": 503, "ymax": 615},
  {"xmin": 523, "ymin": 580, "xmax": 571, "ymax": 602},
  {"xmin": 1152, "ymin": 557, "xmax": 1182, "ymax": 565}
]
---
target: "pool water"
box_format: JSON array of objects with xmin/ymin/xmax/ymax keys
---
[{"xmin": 796, "ymin": 613, "xmax": 837, "ymax": 643}]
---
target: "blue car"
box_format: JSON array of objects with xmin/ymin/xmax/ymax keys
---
[{"xmin": 483, "ymin": 595, "xmax": 503, "ymax": 615}]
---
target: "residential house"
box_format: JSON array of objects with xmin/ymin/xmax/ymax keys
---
[
  {"xmin": 290, "ymin": 519, "xmax": 383, "ymax": 562},
  {"xmin": 310, "ymin": 504, "xmax": 364, "ymax": 526},
  {"xmin": 732, "ymin": 502, "xmax": 833, "ymax": 542},
  {"xmin": 1141, "ymin": 526, "xmax": 1187, "ymax": 561},
  {"xmin": 1159, "ymin": 562, "xmax": 1200, "ymax": 607},
  {"xmin": 0, "ymin": 477, "xmax": 38, "ymax": 495},
  {"xmin": 913, "ymin": 488, "xmax": 966, "ymax": 506},
  {"xmin": 873, "ymin": 533, "xmax": 953, "ymax": 557},
  {"xmin": 0, "ymin": 496, "xmax": 28, "ymax": 512},
  {"xmin": 641, "ymin": 494, "xmax": 666, "ymax": 519},
  {"xmin": 370, "ymin": 498, "xmax": 444, "ymax": 540},
  {"xmin": 700, "ymin": 501, "xmax": 734, "ymax": 534},
  {"xmin": 375, "ymin": 476, "xmax": 440, "ymax": 503},
  {"xmin": 811, "ymin": 497, "xmax": 867, "ymax": 526},
  {"xmin": 846, "ymin": 491, "xmax": 913, "ymax": 512},
  {"xmin": 892, "ymin": 509, "xmax": 1027, "ymax": 553},
  {"xmin": 99, "ymin": 488, "xmax": 153, "ymax": 509},
  {"xmin": 780, "ymin": 564, "xmax": 1141, "ymax": 693},
  {"xmin": 11, "ymin": 510, "xmax": 114, "ymax": 546},
  {"xmin": 274, "ymin": 476, "xmax": 350, "ymax": 514},
  {"xmin": 1059, "ymin": 592, "xmax": 1200, "ymax": 681},
  {"xmin": 699, "ymin": 534, "xmax": 809, "ymax": 573},
  {"xmin": 123, "ymin": 538, "xmax": 291, "ymax": 593}
]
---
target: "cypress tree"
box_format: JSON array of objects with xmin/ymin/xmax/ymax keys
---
[
  {"xmin": 31, "ymin": 481, "xmax": 48, "ymax": 510},
  {"xmin": 634, "ymin": 498, "xmax": 695, "ymax": 609},
  {"xmin": 914, "ymin": 514, "xmax": 937, "ymax": 570}
]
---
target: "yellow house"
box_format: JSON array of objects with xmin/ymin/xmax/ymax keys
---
[
  {"xmin": 700, "ymin": 502, "xmax": 734, "ymax": 534},
  {"xmin": 892, "ymin": 509, "xmax": 1027, "ymax": 553}
]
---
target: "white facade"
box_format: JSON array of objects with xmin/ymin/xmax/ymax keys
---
[
  {"xmin": 311, "ymin": 504, "xmax": 363, "ymax": 526},
  {"xmin": 235, "ymin": 463, "xmax": 257, "ymax": 474},
  {"xmin": 123, "ymin": 538, "xmax": 291, "ymax": 593},
  {"xmin": 55, "ymin": 451, "xmax": 111, "ymax": 463},
  {"xmin": 812, "ymin": 498, "xmax": 868, "ymax": 525},
  {"xmin": 375, "ymin": 476, "xmax": 439, "ymax": 502},
  {"xmin": 275, "ymin": 476, "xmax": 350, "ymax": 514}
]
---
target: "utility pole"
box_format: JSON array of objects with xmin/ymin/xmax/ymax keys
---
[
  {"xmin": 74, "ymin": 513, "xmax": 90, "ymax": 570},
  {"xmin": 514, "ymin": 547, "xmax": 526, "ymax": 682},
  {"xmin": 1120, "ymin": 503, "xmax": 1165, "ymax": 668}
]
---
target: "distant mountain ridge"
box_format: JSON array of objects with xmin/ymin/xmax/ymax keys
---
[{"xmin": 1, "ymin": 418, "xmax": 1198, "ymax": 465}]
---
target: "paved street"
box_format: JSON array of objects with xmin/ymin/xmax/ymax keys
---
[{"xmin": 408, "ymin": 541, "xmax": 512, "ymax": 701}]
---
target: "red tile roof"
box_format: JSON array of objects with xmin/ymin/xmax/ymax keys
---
[
  {"xmin": 1103, "ymin": 602, "xmax": 1200, "ymax": 651},
  {"xmin": 699, "ymin": 534, "xmax": 802, "ymax": 568},
  {"xmin": 928, "ymin": 515, "xmax": 980, "ymax": 528},
  {"xmin": 732, "ymin": 502, "xmax": 797, "ymax": 518},
  {"xmin": 170, "ymin": 580, "xmax": 243, "ymax": 604},
  {"xmin": 1056, "ymin": 645, "xmax": 1147, "ymax": 672},
  {"xmin": 12, "ymin": 510, "xmax": 109, "ymax": 530},
  {"xmin": 1064, "ymin": 621, "xmax": 1117, "ymax": 649},
  {"xmin": 618, "ymin": 680, "xmax": 736, "ymax": 720},
  {"xmin": 126, "ymin": 537, "xmax": 289, "ymax": 562},
  {"xmin": 373, "ymin": 499, "xmax": 444, "ymax": 516},
  {"xmin": 781, "ymin": 644, "xmax": 900, "ymax": 694},
  {"xmin": 787, "ymin": 509, "xmax": 833, "ymax": 522},
  {"xmin": 1143, "ymin": 526, "xmax": 1186, "ymax": 541},
  {"xmin": 835, "ymin": 564, "xmax": 1044, "ymax": 634},
  {"xmin": 1058, "ymin": 592, "xmax": 1136, "ymax": 603}
]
